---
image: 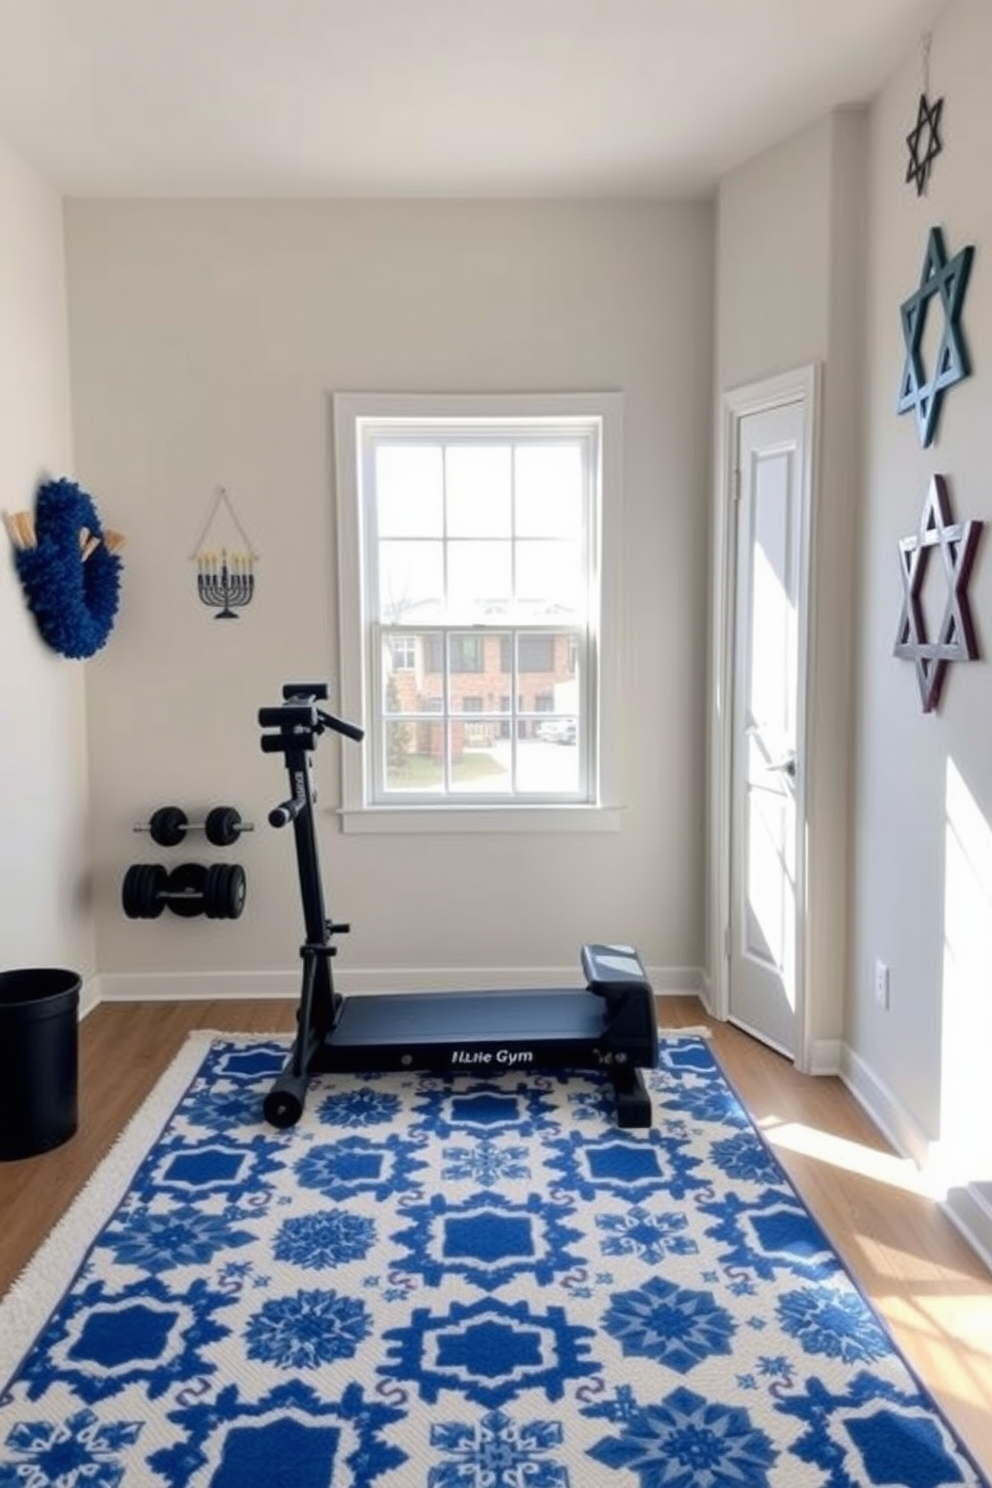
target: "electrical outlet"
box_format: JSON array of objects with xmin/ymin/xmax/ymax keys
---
[{"xmin": 874, "ymin": 958, "xmax": 890, "ymax": 1011}]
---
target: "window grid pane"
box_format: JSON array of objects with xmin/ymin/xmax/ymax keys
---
[
  {"xmin": 372, "ymin": 435, "xmax": 589, "ymax": 628},
  {"xmin": 364, "ymin": 419, "xmax": 598, "ymax": 805},
  {"xmin": 378, "ymin": 624, "xmax": 585, "ymax": 800}
]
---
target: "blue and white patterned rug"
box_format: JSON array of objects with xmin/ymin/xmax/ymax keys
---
[{"xmin": 0, "ymin": 1031, "xmax": 987, "ymax": 1488}]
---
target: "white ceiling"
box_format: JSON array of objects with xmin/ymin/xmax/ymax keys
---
[{"xmin": 0, "ymin": 0, "xmax": 945, "ymax": 198}]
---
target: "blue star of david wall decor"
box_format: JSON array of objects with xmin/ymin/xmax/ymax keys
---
[
  {"xmin": 905, "ymin": 92, "xmax": 943, "ymax": 196},
  {"xmin": 894, "ymin": 473, "xmax": 983, "ymax": 713},
  {"xmin": 897, "ymin": 226, "xmax": 974, "ymax": 448}
]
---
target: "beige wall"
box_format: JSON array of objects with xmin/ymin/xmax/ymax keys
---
[
  {"xmin": 0, "ymin": 135, "xmax": 93, "ymax": 987},
  {"xmin": 714, "ymin": 109, "xmax": 866, "ymax": 1056},
  {"xmin": 716, "ymin": 118, "xmax": 833, "ymax": 392},
  {"xmin": 853, "ymin": 0, "xmax": 992, "ymax": 1169},
  {"xmin": 713, "ymin": 0, "xmax": 992, "ymax": 1223},
  {"xmin": 64, "ymin": 199, "xmax": 715, "ymax": 993}
]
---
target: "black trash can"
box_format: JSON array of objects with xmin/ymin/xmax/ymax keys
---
[{"xmin": 0, "ymin": 968, "xmax": 80, "ymax": 1161}]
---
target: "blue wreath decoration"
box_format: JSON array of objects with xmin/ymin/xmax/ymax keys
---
[{"xmin": 13, "ymin": 478, "xmax": 123, "ymax": 659}]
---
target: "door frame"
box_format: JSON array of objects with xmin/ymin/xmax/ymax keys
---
[{"xmin": 708, "ymin": 363, "xmax": 821, "ymax": 1071}]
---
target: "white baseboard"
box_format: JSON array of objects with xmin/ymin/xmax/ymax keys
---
[
  {"xmin": 806, "ymin": 1038, "xmax": 843, "ymax": 1076},
  {"xmin": 839, "ymin": 1043, "xmax": 933, "ymax": 1169},
  {"xmin": 942, "ymin": 1184, "xmax": 992, "ymax": 1275},
  {"xmin": 93, "ymin": 971, "xmax": 300, "ymax": 1004},
  {"xmin": 649, "ymin": 966, "xmax": 705, "ymax": 995},
  {"xmin": 79, "ymin": 976, "xmax": 101, "ymax": 1020},
  {"xmin": 841, "ymin": 1043, "xmax": 992, "ymax": 1277},
  {"xmin": 91, "ymin": 963, "xmax": 705, "ymax": 1006}
]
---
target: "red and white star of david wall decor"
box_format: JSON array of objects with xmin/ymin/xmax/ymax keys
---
[{"xmin": 894, "ymin": 473, "xmax": 984, "ymax": 713}]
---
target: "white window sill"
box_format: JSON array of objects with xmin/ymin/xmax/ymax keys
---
[{"xmin": 338, "ymin": 805, "xmax": 623, "ymax": 834}]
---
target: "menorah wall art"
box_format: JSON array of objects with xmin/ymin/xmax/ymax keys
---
[
  {"xmin": 196, "ymin": 549, "xmax": 255, "ymax": 619},
  {"xmin": 190, "ymin": 486, "xmax": 259, "ymax": 622}
]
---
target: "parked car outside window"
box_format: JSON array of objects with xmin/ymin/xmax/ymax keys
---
[{"xmin": 537, "ymin": 718, "xmax": 577, "ymax": 745}]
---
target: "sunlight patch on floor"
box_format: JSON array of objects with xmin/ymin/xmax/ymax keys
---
[
  {"xmin": 883, "ymin": 1294, "xmax": 992, "ymax": 1414},
  {"xmin": 759, "ymin": 1117, "xmax": 941, "ymax": 1198},
  {"xmin": 757, "ymin": 1116, "xmax": 992, "ymax": 1428}
]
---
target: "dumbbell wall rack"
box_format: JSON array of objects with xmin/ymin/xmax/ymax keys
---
[{"xmin": 124, "ymin": 802, "xmax": 250, "ymax": 921}]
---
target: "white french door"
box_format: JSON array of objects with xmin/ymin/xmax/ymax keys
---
[{"xmin": 722, "ymin": 383, "xmax": 813, "ymax": 1060}]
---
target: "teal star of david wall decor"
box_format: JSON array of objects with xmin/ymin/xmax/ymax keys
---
[
  {"xmin": 897, "ymin": 225, "xmax": 974, "ymax": 448},
  {"xmin": 894, "ymin": 473, "xmax": 983, "ymax": 713}
]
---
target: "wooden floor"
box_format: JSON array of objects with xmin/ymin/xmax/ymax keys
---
[{"xmin": 2, "ymin": 995, "xmax": 991, "ymax": 1477}]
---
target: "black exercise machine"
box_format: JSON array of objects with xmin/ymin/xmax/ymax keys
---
[{"xmin": 259, "ymin": 683, "xmax": 659, "ymax": 1129}]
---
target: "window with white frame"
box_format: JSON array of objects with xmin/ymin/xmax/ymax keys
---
[
  {"xmin": 390, "ymin": 635, "xmax": 416, "ymax": 670},
  {"xmin": 333, "ymin": 394, "xmax": 622, "ymax": 828}
]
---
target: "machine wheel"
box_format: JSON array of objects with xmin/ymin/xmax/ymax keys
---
[
  {"xmin": 148, "ymin": 805, "xmax": 188, "ymax": 847},
  {"xmin": 204, "ymin": 805, "xmax": 243, "ymax": 847},
  {"xmin": 122, "ymin": 862, "xmax": 168, "ymax": 918},
  {"xmin": 204, "ymin": 863, "xmax": 246, "ymax": 920},
  {"xmin": 264, "ymin": 1078, "xmax": 305, "ymax": 1128}
]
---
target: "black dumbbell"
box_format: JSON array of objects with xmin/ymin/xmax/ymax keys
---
[
  {"xmin": 122, "ymin": 862, "xmax": 247, "ymax": 920},
  {"xmin": 134, "ymin": 805, "xmax": 252, "ymax": 848},
  {"xmin": 120, "ymin": 863, "xmax": 168, "ymax": 919}
]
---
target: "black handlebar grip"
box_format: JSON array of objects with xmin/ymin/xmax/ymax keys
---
[
  {"xmin": 260, "ymin": 704, "xmax": 314, "ymax": 728},
  {"xmin": 269, "ymin": 797, "xmax": 305, "ymax": 828},
  {"xmin": 261, "ymin": 732, "xmax": 317, "ymax": 754},
  {"xmin": 316, "ymin": 709, "xmax": 365, "ymax": 743}
]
